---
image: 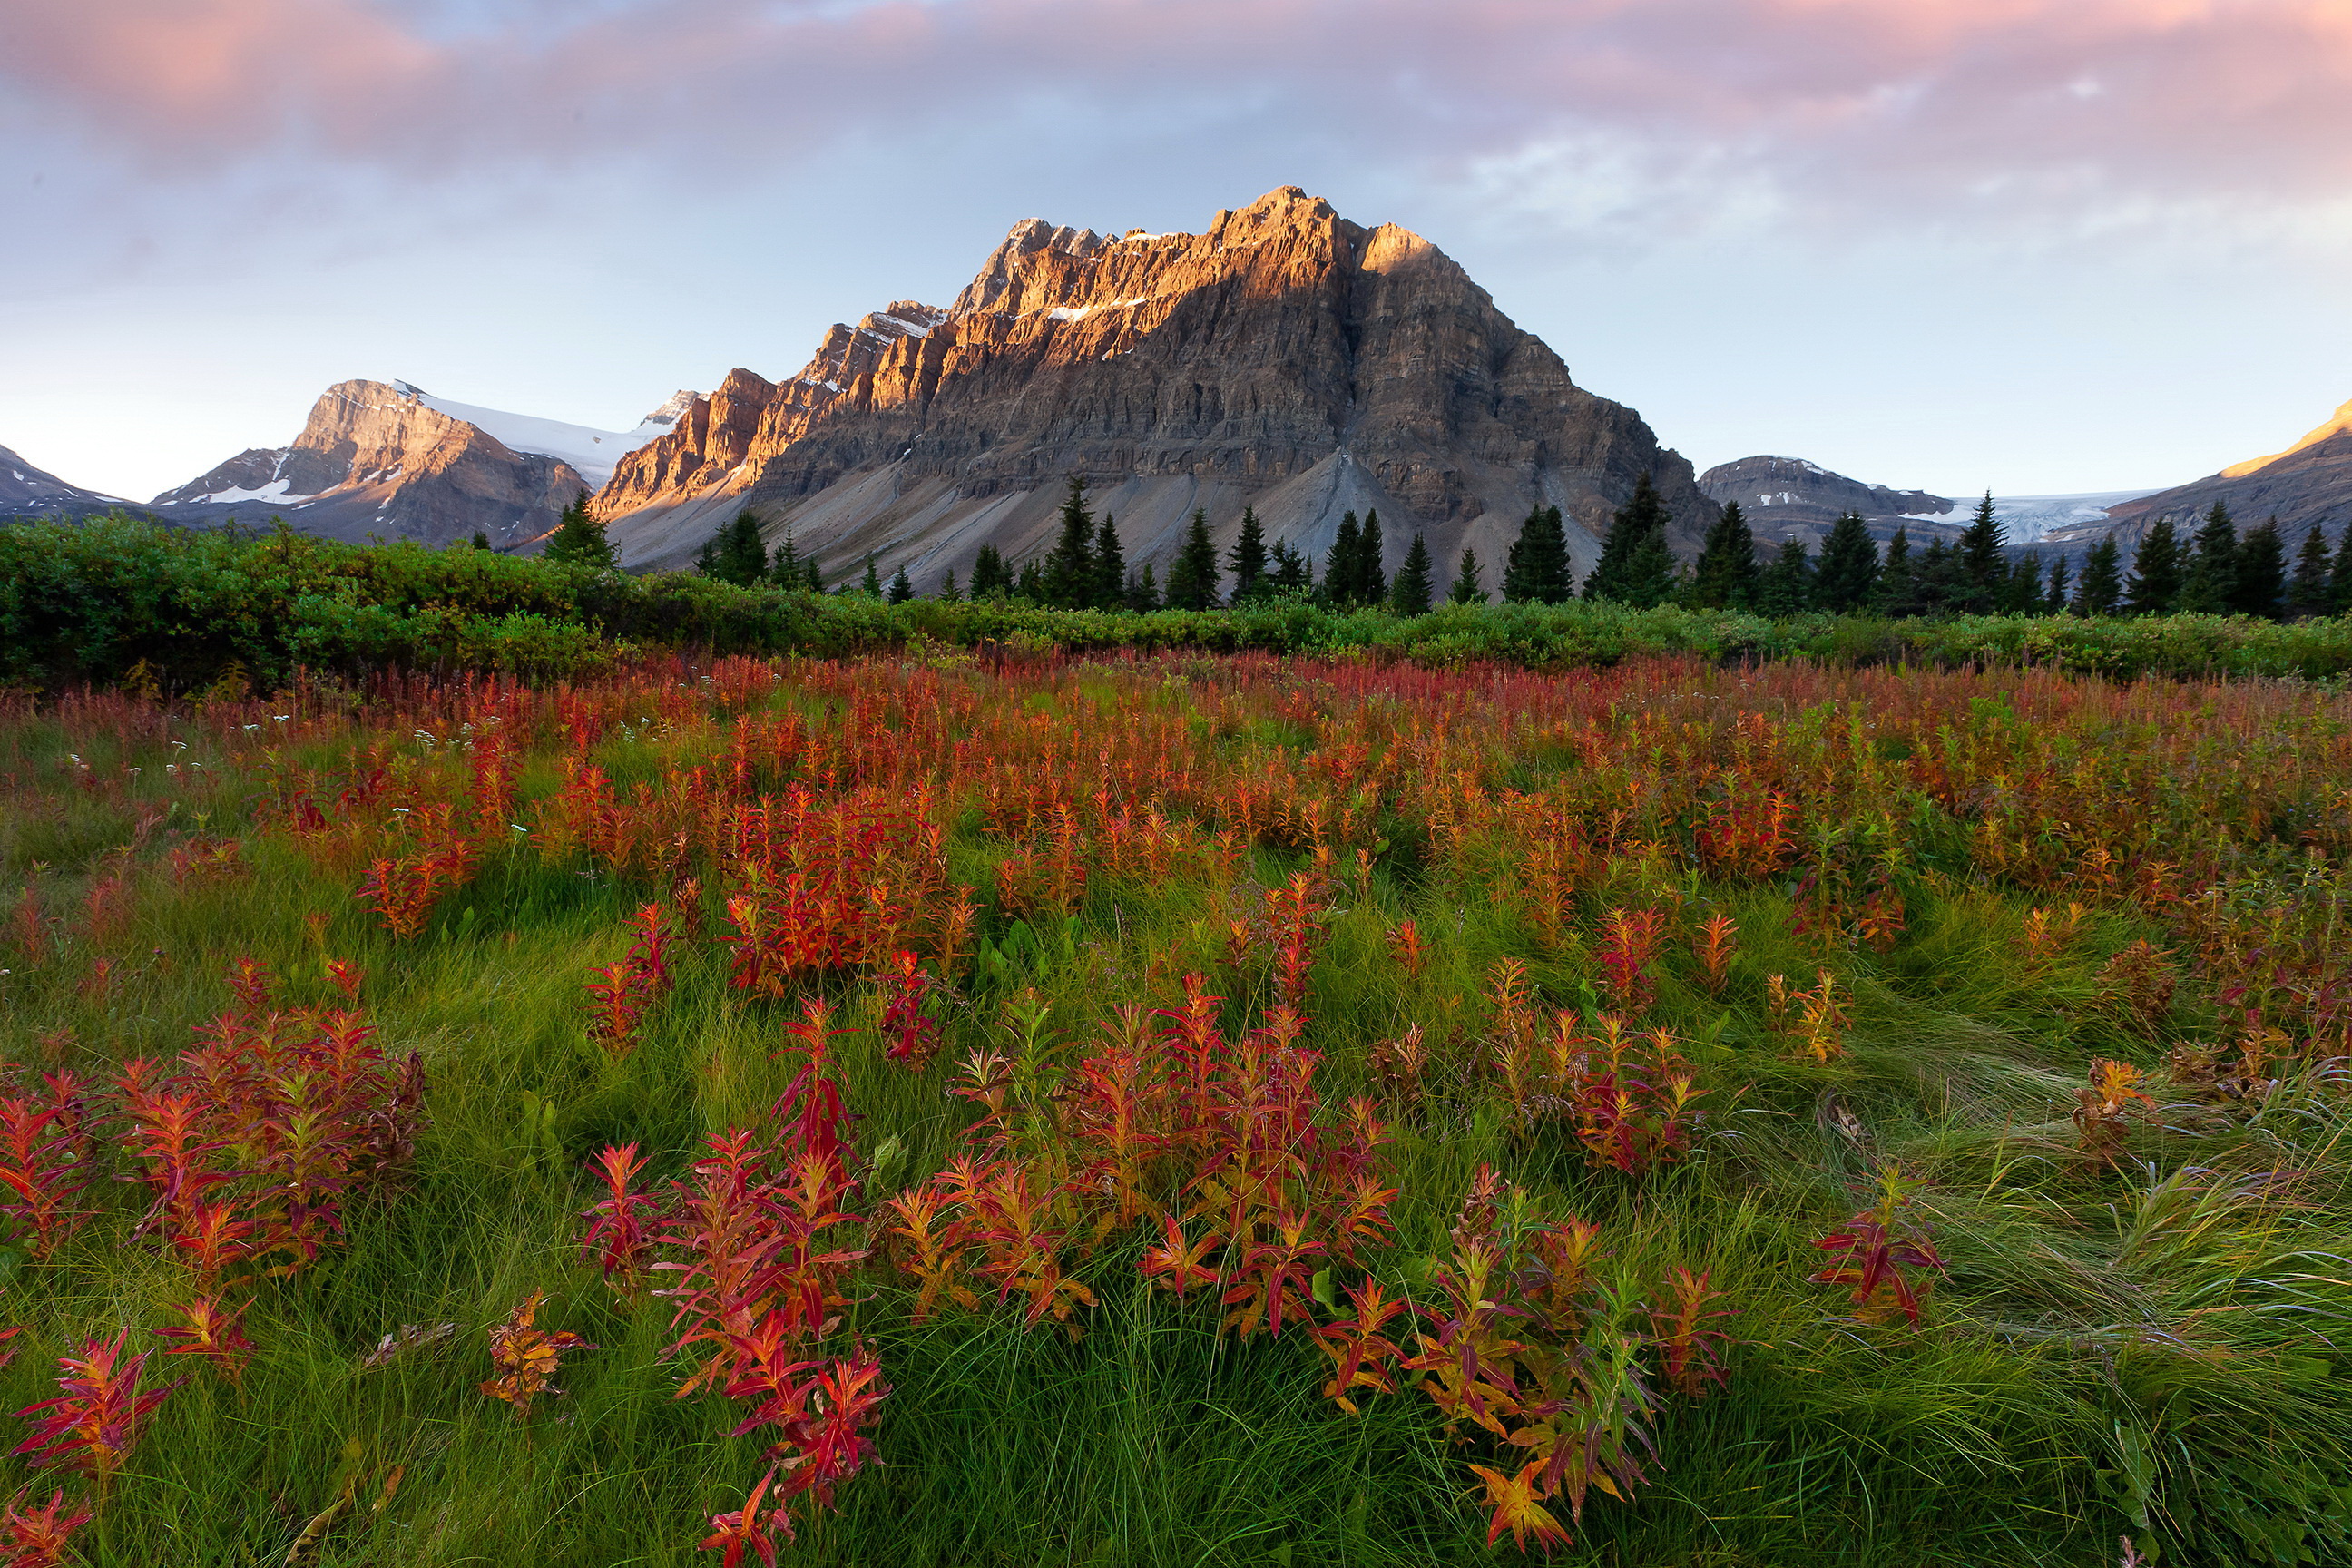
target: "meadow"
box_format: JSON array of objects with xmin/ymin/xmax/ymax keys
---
[{"xmin": 1, "ymin": 647, "xmax": 2348, "ymax": 1566}]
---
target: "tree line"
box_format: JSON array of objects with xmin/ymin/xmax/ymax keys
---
[{"xmin": 542, "ymin": 475, "xmax": 2352, "ymax": 622}]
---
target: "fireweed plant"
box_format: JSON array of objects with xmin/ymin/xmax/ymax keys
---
[{"xmin": 0, "ymin": 654, "xmax": 2348, "ymax": 1563}]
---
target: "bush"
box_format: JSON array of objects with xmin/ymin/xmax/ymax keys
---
[{"xmin": 6, "ymin": 514, "xmax": 2352, "ymax": 690}]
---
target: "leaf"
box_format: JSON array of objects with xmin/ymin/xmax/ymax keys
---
[{"xmin": 1309, "ymin": 1268, "xmax": 1336, "ymax": 1311}]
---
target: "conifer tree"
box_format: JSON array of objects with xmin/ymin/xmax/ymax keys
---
[
  {"xmin": 1449, "ymin": 546, "xmax": 1488, "ymax": 604},
  {"xmin": 2002, "ymin": 554, "xmax": 2044, "ymax": 616},
  {"xmin": 1501, "ymin": 505, "xmax": 1573, "ymax": 603},
  {"xmin": 543, "ymin": 494, "xmax": 618, "ymax": 570},
  {"xmin": 700, "ymin": 512, "xmax": 767, "ymax": 585},
  {"xmin": 1269, "ymin": 540, "xmax": 1311, "ymax": 594},
  {"xmin": 1583, "ymin": 474, "xmax": 1675, "ymax": 607},
  {"xmin": 2177, "ymin": 503, "xmax": 2238, "ymax": 614},
  {"xmin": 1165, "ymin": 509, "xmax": 1221, "ymax": 610},
  {"xmin": 2290, "ymin": 524, "xmax": 2335, "ymax": 618},
  {"xmin": 887, "ymin": 564, "xmax": 914, "ymax": 604},
  {"xmin": 2044, "ymin": 554, "xmax": 2071, "ymax": 615},
  {"xmin": 1227, "ymin": 508, "xmax": 1268, "ymax": 602},
  {"xmin": 1876, "ymin": 525, "xmax": 1917, "ymax": 616},
  {"xmin": 2333, "ymin": 526, "xmax": 2352, "ymax": 614},
  {"xmin": 1906, "ymin": 538, "xmax": 1949, "ymax": 614},
  {"xmin": 1389, "ymin": 534, "xmax": 1435, "ymax": 616},
  {"xmin": 970, "ymin": 544, "xmax": 1010, "ymax": 599},
  {"xmin": 1357, "ymin": 510, "xmax": 1387, "ymax": 605},
  {"xmin": 802, "ymin": 554, "xmax": 823, "ymax": 593},
  {"xmin": 1758, "ymin": 539, "xmax": 1812, "ymax": 617},
  {"xmin": 1044, "ymin": 476, "xmax": 1096, "ymax": 609},
  {"xmin": 1690, "ymin": 501, "xmax": 1761, "ymax": 610},
  {"xmin": 2124, "ymin": 519, "xmax": 2182, "ymax": 615},
  {"xmin": 2233, "ymin": 515, "xmax": 2287, "ymax": 620},
  {"xmin": 1092, "ymin": 512, "xmax": 1126, "ymax": 611},
  {"xmin": 470, "ymin": 530, "xmax": 491, "ymax": 551},
  {"xmin": 1128, "ymin": 563, "xmax": 1163, "ymax": 613},
  {"xmin": 938, "ymin": 569, "xmax": 961, "ymax": 603},
  {"xmin": 770, "ymin": 528, "xmax": 803, "ymax": 589},
  {"xmin": 861, "ymin": 557, "xmax": 884, "ymax": 597},
  {"xmin": 1015, "ymin": 557, "xmax": 1044, "ymax": 602},
  {"xmin": 1325, "ymin": 513, "xmax": 1363, "ymax": 606},
  {"xmin": 2076, "ymin": 534, "xmax": 2122, "ymax": 616},
  {"xmin": 1956, "ymin": 491, "xmax": 2004, "ymax": 613},
  {"xmin": 1813, "ymin": 511, "xmax": 1880, "ymax": 613}
]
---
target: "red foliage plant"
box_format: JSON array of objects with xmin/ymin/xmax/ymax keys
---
[{"xmin": 10, "ymin": 1331, "xmax": 183, "ymax": 1487}]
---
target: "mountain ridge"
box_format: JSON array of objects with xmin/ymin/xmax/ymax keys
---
[{"xmin": 594, "ymin": 187, "xmax": 1720, "ymax": 588}]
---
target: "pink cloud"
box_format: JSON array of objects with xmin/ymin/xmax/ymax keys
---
[{"xmin": 7, "ymin": 0, "xmax": 2351, "ymax": 225}]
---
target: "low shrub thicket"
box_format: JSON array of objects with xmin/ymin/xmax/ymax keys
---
[{"xmin": 7, "ymin": 514, "xmax": 2352, "ymax": 690}]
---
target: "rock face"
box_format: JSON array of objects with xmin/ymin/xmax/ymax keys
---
[
  {"xmin": 600, "ymin": 188, "xmax": 1719, "ymax": 585},
  {"xmin": 0, "ymin": 444, "xmax": 124, "ymax": 519},
  {"xmin": 1698, "ymin": 456, "xmax": 1959, "ymax": 547},
  {"xmin": 155, "ymin": 381, "xmax": 589, "ymax": 548},
  {"xmin": 2066, "ymin": 397, "xmax": 2352, "ymax": 552}
]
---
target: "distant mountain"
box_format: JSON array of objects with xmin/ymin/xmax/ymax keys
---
[
  {"xmin": 1, "ymin": 443, "xmax": 126, "ymax": 519},
  {"xmin": 1698, "ymin": 456, "xmax": 1959, "ymax": 546},
  {"xmin": 2057, "ymin": 397, "xmax": 2352, "ymax": 551},
  {"xmin": 596, "ymin": 186, "xmax": 1720, "ymax": 586},
  {"xmin": 1700, "ymin": 456, "xmax": 2161, "ymax": 554},
  {"xmin": 153, "ymin": 381, "xmax": 692, "ymax": 548}
]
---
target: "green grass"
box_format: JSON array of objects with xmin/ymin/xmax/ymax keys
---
[{"xmin": 0, "ymin": 653, "xmax": 2347, "ymax": 1565}]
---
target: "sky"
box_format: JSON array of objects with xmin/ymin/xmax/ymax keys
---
[{"xmin": 5, "ymin": 0, "xmax": 2352, "ymax": 504}]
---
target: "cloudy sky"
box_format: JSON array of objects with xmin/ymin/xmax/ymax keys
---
[{"xmin": 5, "ymin": 0, "xmax": 2350, "ymax": 503}]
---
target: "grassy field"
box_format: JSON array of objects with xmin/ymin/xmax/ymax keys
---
[{"xmin": 2, "ymin": 650, "xmax": 2349, "ymax": 1566}]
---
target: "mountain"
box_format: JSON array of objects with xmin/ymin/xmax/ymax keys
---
[
  {"xmin": 0, "ymin": 444, "xmax": 127, "ymax": 519},
  {"xmin": 1698, "ymin": 456, "xmax": 1959, "ymax": 546},
  {"xmin": 2060, "ymin": 397, "xmax": 2352, "ymax": 551},
  {"xmin": 152, "ymin": 381, "xmax": 690, "ymax": 548},
  {"xmin": 596, "ymin": 187, "xmax": 1719, "ymax": 586}
]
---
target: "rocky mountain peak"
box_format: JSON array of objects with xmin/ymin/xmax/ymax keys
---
[{"xmin": 596, "ymin": 187, "xmax": 1720, "ymax": 586}]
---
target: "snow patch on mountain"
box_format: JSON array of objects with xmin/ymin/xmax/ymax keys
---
[{"xmin": 388, "ymin": 381, "xmax": 687, "ymax": 488}]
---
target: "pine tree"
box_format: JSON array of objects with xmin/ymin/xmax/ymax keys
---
[
  {"xmin": 860, "ymin": 557, "xmax": 884, "ymax": 597},
  {"xmin": 1092, "ymin": 512, "xmax": 1126, "ymax": 611},
  {"xmin": 1915, "ymin": 536, "xmax": 1963, "ymax": 616},
  {"xmin": 2076, "ymin": 534, "xmax": 2122, "ymax": 616},
  {"xmin": 1501, "ymin": 505, "xmax": 1573, "ymax": 603},
  {"xmin": 1227, "ymin": 508, "xmax": 1268, "ymax": 602},
  {"xmin": 470, "ymin": 530, "xmax": 491, "ymax": 551},
  {"xmin": 1324, "ymin": 513, "xmax": 1364, "ymax": 607},
  {"xmin": 1357, "ymin": 510, "xmax": 1388, "ymax": 605},
  {"xmin": 1389, "ymin": 534, "xmax": 1435, "ymax": 615},
  {"xmin": 2177, "ymin": 503, "xmax": 2238, "ymax": 614},
  {"xmin": 1876, "ymin": 525, "xmax": 1918, "ymax": 616},
  {"xmin": 770, "ymin": 528, "xmax": 803, "ymax": 589},
  {"xmin": 1128, "ymin": 563, "xmax": 1163, "ymax": 613},
  {"xmin": 1269, "ymin": 540, "xmax": 1311, "ymax": 594},
  {"xmin": 971, "ymin": 544, "xmax": 1010, "ymax": 599},
  {"xmin": 803, "ymin": 554, "xmax": 823, "ymax": 593},
  {"xmin": 1689, "ymin": 501, "xmax": 1761, "ymax": 610},
  {"xmin": 1955, "ymin": 492, "xmax": 2004, "ymax": 613},
  {"xmin": 1043, "ymin": 476, "xmax": 1096, "ymax": 610},
  {"xmin": 1813, "ymin": 511, "xmax": 1880, "ymax": 613},
  {"xmin": 702, "ymin": 512, "xmax": 767, "ymax": 586},
  {"xmin": 1166, "ymin": 509, "xmax": 1221, "ymax": 611},
  {"xmin": 1449, "ymin": 546, "xmax": 1488, "ymax": 605},
  {"xmin": 2124, "ymin": 519, "xmax": 2182, "ymax": 615},
  {"xmin": 1015, "ymin": 557, "xmax": 1044, "ymax": 602},
  {"xmin": 1583, "ymin": 474, "xmax": 1675, "ymax": 607},
  {"xmin": 2001, "ymin": 554, "xmax": 2044, "ymax": 616},
  {"xmin": 2044, "ymin": 554, "xmax": 2071, "ymax": 615},
  {"xmin": 887, "ymin": 564, "xmax": 914, "ymax": 603},
  {"xmin": 2289, "ymin": 524, "xmax": 2335, "ymax": 618},
  {"xmin": 542, "ymin": 493, "xmax": 618, "ymax": 570},
  {"xmin": 1757, "ymin": 539, "xmax": 1812, "ymax": 617},
  {"xmin": 938, "ymin": 570, "xmax": 961, "ymax": 603},
  {"xmin": 2333, "ymin": 526, "xmax": 2352, "ymax": 614},
  {"xmin": 2232, "ymin": 515, "xmax": 2287, "ymax": 620}
]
